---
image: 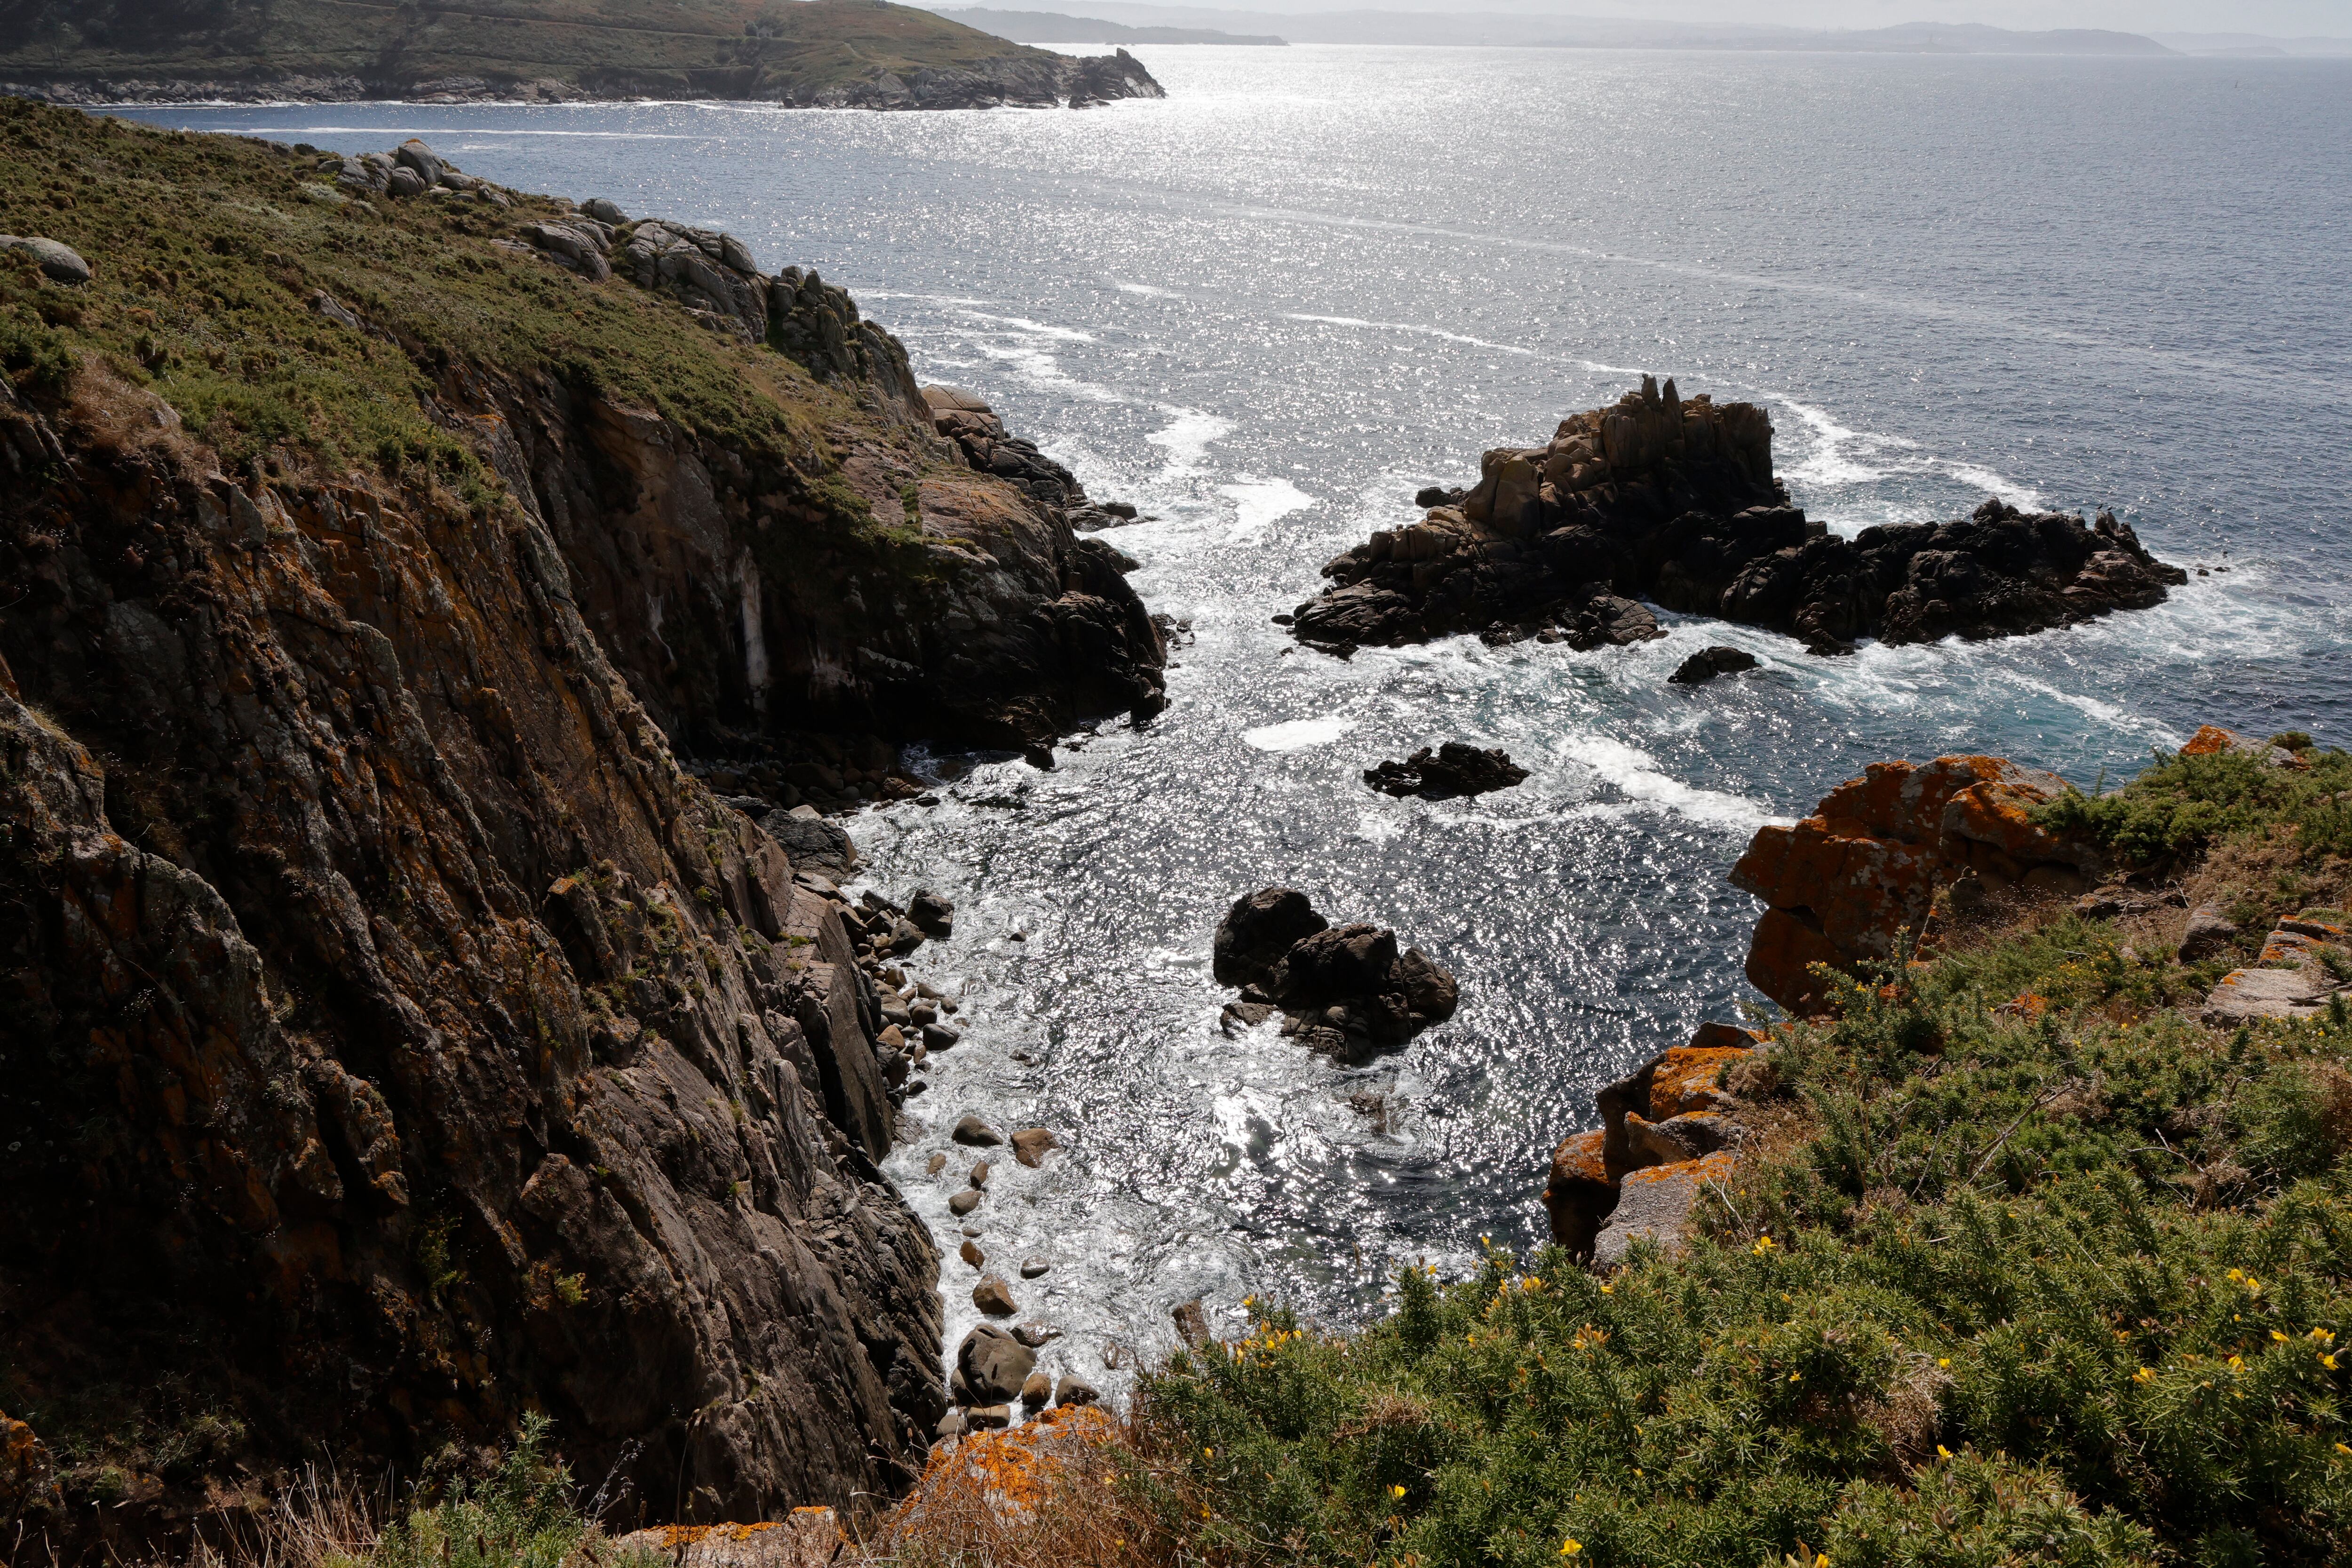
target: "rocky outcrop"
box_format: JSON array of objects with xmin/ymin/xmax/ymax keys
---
[
  {"xmin": 1211, "ymin": 888, "xmax": 1458, "ymax": 1062},
  {"xmin": 1730, "ymin": 755, "xmax": 2099, "ymax": 1013},
  {"xmin": 1543, "ymin": 1022, "xmax": 1764, "ymax": 1265},
  {"xmin": 0, "ymin": 108, "xmax": 1166, "ymax": 1559},
  {"xmin": 2202, "ymin": 916, "xmax": 2351, "ymax": 1026},
  {"xmin": 1363, "ymin": 742, "xmax": 1528, "ymax": 800},
  {"xmin": 1291, "ymin": 377, "xmax": 2184, "ymax": 655}
]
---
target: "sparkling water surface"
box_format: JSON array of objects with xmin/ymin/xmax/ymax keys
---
[{"xmin": 136, "ymin": 46, "xmax": 2352, "ymax": 1399}]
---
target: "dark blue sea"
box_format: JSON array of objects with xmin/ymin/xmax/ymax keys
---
[{"xmin": 135, "ymin": 44, "xmax": 2352, "ymax": 1389}]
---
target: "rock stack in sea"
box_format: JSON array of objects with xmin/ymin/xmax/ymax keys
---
[
  {"xmin": 1364, "ymin": 742, "xmax": 1529, "ymax": 799},
  {"xmin": 1212, "ymin": 888, "xmax": 1459, "ymax": 1062},
  {"xmin": 1292, "ymin": 376, "xmax": 2185, "ymax": 656}
]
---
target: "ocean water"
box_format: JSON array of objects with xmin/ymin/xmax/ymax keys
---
[{"xmin": 135, "ymin": 45, "xmax": 2352, "ymax": 1400}]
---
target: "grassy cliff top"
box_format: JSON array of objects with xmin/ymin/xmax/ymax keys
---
[{"xmin": 0, "ymin": 0, "xmax": 1073, "ymax": 100}]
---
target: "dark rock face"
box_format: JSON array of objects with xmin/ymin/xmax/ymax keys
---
[
  {"xmin": 1364, "ymin": 742, "xmax": 1529, "ymax": 799},
  {"xmin": 0, "ymin": 372, "xmax": 947, "ymax": 1544},
  {"xmin": 1211, "ymin": 890, "xmax": 1458, "ymax": 1062},
  {"xmin": 1210, "ymin": 886, "xmax": 1330, "ymax": 989},
  {"xmin": 1668, "ymin": 646, "xmax": 1759, "ymax": 685},
  {"xmin": 1292, "ymin": 377, "xmax": 2184, "ymax": 656}
]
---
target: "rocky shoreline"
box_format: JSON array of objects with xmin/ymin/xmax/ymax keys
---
[
  {"xmin": 0, "ymin": 105, "xmax": 1164, "ymax": 1558},
  {"xmin": 1293, "ymin": 376, "xmax": 2186, "ymax": 657},
  {"xmin": 1, "ymin": 48, "xmax": 1163, "ymax": 110}
]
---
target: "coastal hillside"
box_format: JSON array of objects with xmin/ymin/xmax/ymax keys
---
[
  {"xmin": 0, "ymin": 96, "xmax": 1159, "ymax": 1560},
  {"xmin": 0, "ymin": 0, "xmax": 1164, "ymax": 107},
  {"xmin": 877, "ymin": 730, "xmax": 2352, "ymax": 1565}
]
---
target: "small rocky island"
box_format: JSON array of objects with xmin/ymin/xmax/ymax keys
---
[
  {"xmin": 1293, "ymin": 377, "xmax": 2185, "ymax": 656},
  {"xmin": 1212, "ymin": 888, "xmax": 1459, "ymax": 1061},
  {"xmin": 1364, "ymin": 742, "xmax": 1528, "ymax": 799}
]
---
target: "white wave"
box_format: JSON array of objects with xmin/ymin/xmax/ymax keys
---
[
  {"xmin": 1116, "ymin": 282, "xmax": 1183, "ymax": 298},
  {"xmin": 1777, "ymin": 397, "xmax": 1911, "ymax": 488},
  {"xmin": 1220, "ymin": 478, "xmax": 1316, "ymax": 539},
  {"xmin": 1554, "ymin": 732, "xmax": 1775, "ymax": 832},
  {"xmin": 1242, "ymin": 716, "xmax": 1352, "ymax": 751},
  {"xmin": 1286, "ymin": 313, "xmax": 1540, "ymax": 358},
  {"xmin": 957, "ymin": 310, "xmax": 1099, "ymax": 344},
  {"xmin": 1145, "ymin": 409, "xmax": 1235, "ymax": 477},
  {"xmin": 1940, "ymin": 462, "xmax": 2046, "ymax": 510}
]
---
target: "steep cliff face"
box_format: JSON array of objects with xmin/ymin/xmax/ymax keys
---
[{"xmin": 0, "ymin": 101, "xmax": 1159, "ymax": 1556}]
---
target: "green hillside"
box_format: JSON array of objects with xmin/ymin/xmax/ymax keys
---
[{"xmin": 0, "ymin": 0, "xmax": 1151, "ymax": 106}]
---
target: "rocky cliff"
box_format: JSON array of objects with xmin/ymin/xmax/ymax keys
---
[
  {"xmin": 0, "ymin": 99, "xmax": 1160, "ymax": 1558},
  {"xmin": 1293, "ymin": 376, "xmax": 2185, "ymax": 655},
  {"xmin": 0, "ymin": 0, "xmax": 1166, "ymax": 109}
]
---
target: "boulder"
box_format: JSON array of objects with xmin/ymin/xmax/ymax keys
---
[
  {"xmin": 1054, "ymin": 1375, "xmax": 1100, "ymax": 1407},
  {"xmin": 1020, "ymin": 1257, "xmax": 1051, "ymax": 1279},
  {"xmin": 386, "ymin": 165, "xmax": 426, "ymax": 198},
  {"xmin": 948, "ymin": 1189, "xmax": 983, "ymax": 1217},
  {"xmin": 969, "ymin": 1159, "xmax": 991, "ymax": 1187},
  {"xmin": 760, "ymin": 807, "xmax": 858, "ymax": 876},
  {"xmin": 1731, "ymin": 754, "xmax": 2094, "ymax": 1013},
  {"xmin": 1213, "ymin": 886, "xmax": 1328, "ymax": 988},
  {"xmin": 2179, "ymin": 905, "xmax": 2239, "ymax": 963},
  {"xmin": 1171, "ymin": 1298, "xmax": 1209, "ymax": 1348},
  {"xmin": 955, "ymin": 1324, "xmax": 1034, "ymax": 1403},
  {"xmin": 1363, "ymin": 742, "xmax": 1529, "ymax": 799},
  {"xmin": 958, "ymin": 1239, "xmax": 984, "ymax": 1268},
  {"xmin": 908, "ymin": 888, "xmax": 955, "ymax": 937},
  {"xmin": 1541, "ymin": 1130, "xmax": 1615, "ymax": 1259},
  {"xmin": 0, "ymin": 235, "xmax": 90, "ymax": 285},
  {"xmin": 1669, "ymin": 646, "xmax": 1759, "ymax": 685},
  {"xmin": 973, "ymin": 1274, "xmax": 1019, "ymax": 1316},
  {"xmin": 967, "ymin": 1405, "xmax": 1012, "ymax": 1431},
  {"xmin": 582, "ymin": 197, "xmax": 628, "ymax": 223},
  {"xmin": 952, "ymin": 1115, "xmax": 1004, "ymax": 1146},
  {"xmin": 613, "ymin": 1511, "xmax": 843, "ymax": 1568},
  {"xmin": 2202, "ymin": 923, "xmax": 2348, "ymax": 1025},
  {"xmin": 1009, "ymin": 1126, "xmax": 1058, "ymax": 1167},
  {"xmin": 1020, "ymin": 1370, "xmax": 1052, "ymax": 1410},
  {"xmin": 1591, "ymin": 1151, "xmax": 1739, "ymax": 1269}
]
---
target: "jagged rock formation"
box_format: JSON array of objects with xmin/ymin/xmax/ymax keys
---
[
  {"xmin": 1211, "ymin": 888, "xmax": 1458, "ymax": 1062},
  {"xmin": 0, "ymin": 0, "xmax": 1166, "ymax": 110},
  {"xmin": 0, "ymin": 104, "xmax": 1164, "ymax": 1559},
  {"xmin": 1730, "ymin": 755, "xmax": 2099, "ymax": 1013},
  {"xmin": 1363, "ymin": 742, "xmax": 1528, "ymax": 799},
  {"xmin": 1292, "ymin": 377, "xmax": 2185, "ymax": 655},
  {"xmin": 1543, "ymin": 1022, "xmax": 1764, "ymax": 1266}
]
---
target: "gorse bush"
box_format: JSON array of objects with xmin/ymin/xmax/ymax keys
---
[
  {"xmin": 356, "ymin": 1415, "xmax": 616, "ymax": 1568},
  {"xmin": 2034, "ymin": 746, "xmax": 2352, "ymax": 865}
]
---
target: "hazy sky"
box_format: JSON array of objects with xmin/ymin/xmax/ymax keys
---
[{"xmin": 1230, "ymin": 0, "xmax": 2352, "ymax": 32}]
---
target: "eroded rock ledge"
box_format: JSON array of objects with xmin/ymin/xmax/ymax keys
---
[{"xmin": 1293, "ymin": 377, "xmax": 2185, "ymax": 656}]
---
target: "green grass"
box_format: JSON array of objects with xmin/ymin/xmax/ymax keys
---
[
  {"xmin": 0, "ymin": 95, "xmax": 908, "ymax": 544},
  {"xmin": 1124, "ymin": 747, "xmax": 2352, "ymax": 1567}
]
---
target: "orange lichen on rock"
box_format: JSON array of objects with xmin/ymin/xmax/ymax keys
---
[
  {"xmin": 1732, "ymin": 754, "xmax": 2092, "ymax": 1013},
  {"xmin": 2181, "ymin": 724, "xmax": 2245, "ymax": 756},
  {"xmin": 1542, "ymin": 1130, "xmax": 1616, "ymax": 1257},
  {"xmin": 1647, "ymin": 1043, "xmax": 1756, "ymax": 1119}
]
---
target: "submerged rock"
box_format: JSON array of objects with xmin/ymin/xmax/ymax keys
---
[
  {"xmin": 1292, "ymin": 378, "xmax": 2184, "ymax": 656},
  {"xmin": 1364, "ymin": 741, "xmax": 1529, "ymax": 799},
  {"xmin": 1668, "ymin": 646, "xmax": 1759, "ymax": 685}
]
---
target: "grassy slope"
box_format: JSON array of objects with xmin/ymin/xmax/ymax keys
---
[
  {"xmin": 0, "ymin": 0, "xmax": 1056, "ymax": 96},
  {"xmin": 0, "ymin": 95, "xmax": 902, "ymax": 542},
  {"xmin": 1103, "ymin": 742, "xmax": 2352, "ymax": 1568}
]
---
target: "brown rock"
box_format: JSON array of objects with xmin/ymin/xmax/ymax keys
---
[
  {"xmin": 954, "ymin": 1323, "xmax": 1034, "ymax": 1404},
  {"xmin": 949, "ymin": 1189, "xmax": 983, "ymax": 1217},
  {"xmin": 1541, "ymin": 1130, "xmax": 1616, "ymax": 1259},
  {"xmin": 973, "ymin": 1274, "xmax": 1019, "ymax": 1316},
  {"xmin": 1171, "ymin": 1298, "xmax": 1210, "ymax": 1348},
  {"xmin": 959, "ymin": 1240, "xmax": 985, "ymax": 1268},
  {"xmin": 1020, "ymin": 1370, "xmax": 1052, "ymax": 1410},
  {"xmin": 969, "ymin": 1160, "xmax": 992, "ymax": 1188},
  {"xmin": 1010, "ymin": 1126, "xmax": 1059, "ymax": 1168}
]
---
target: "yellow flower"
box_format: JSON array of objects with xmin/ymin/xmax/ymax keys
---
[
  {"xmin": 2228, "ymin": 1355, "xmax": 2244, "ymax": 1370},
  {"xmin": 1599, "ymin": 1283, "xmax": 1613, "ymax": 1294},
  {"xmin": 2227, "ymin": 1268, "xmax": 2244, "ymax": 1281},
  {"xmin": 1560, "ymin": 1540, "xmax": 1582, "ymax": 1557},
  {"xmin": 1391, "ymin": 1485, "xmax": 1407, "ymax": 1499},
  {"xmin": 1789, "ymin": 1371, "xmax": 1803, "ymax": 1383},
  {"xmin": 1937, "ymin": 1358, "xmax": 1951, "ymax": 1369},
  {"xmin": 1937, "ymin": 1445, "xmax": 1953, "ymax": 1459},
  {"xmin": 2274, "ymin": 1331, "xmax": 2291, "ymax": 1342},
  {"xmin": 1204, "ymin": 1448, "xmax": 1214, "ymax": 1458},
  {"xmin": 1753, "ymin": 1235, "xmax": 1777, "ymax": 1255},
  {"xmin": 2336, "ymin": 1443, "xmax": 2352, "ymax": 1456},
  {"xmin": 2132, "ymin": 1367, "xmax": 2154, "ymax": 1384},
  {"xmin": 2324, "ymin": 1353, "xmax": 2341, "ymax": 1370}
]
